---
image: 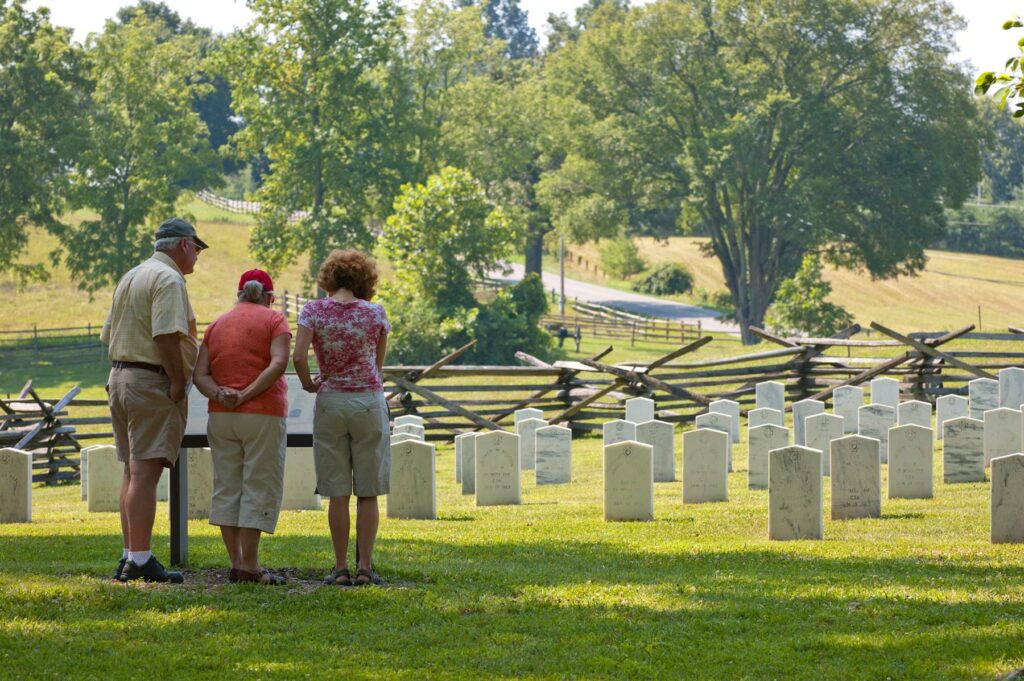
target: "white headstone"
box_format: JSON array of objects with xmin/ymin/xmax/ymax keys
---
[
  {"xmin": 79, "ymin": 445, "xmax": 100, "ymax": 501},
  {"xmin": 755, "ymin": 381, "xmax": 786, "ymax": 413},
  {"xmin": 390, "ymin": 433, "xmax": 419, "ymax": 445},
  {"xmin": 87, "ymin": 445, "xmax": 121, "ymax": 513},
  {"xmin": 748, "ymin": 407, "xmax": 784, "ymax": 429},
  {"xmin": 603, "ymin": 419, "xmax": 637, "ymax": 447},
  {"xmin": 897, "ymin": 400, "xmax": 932, "ymax": 430},
  {"xmin": 625, "ymin": 397, "xmax": 655, "ymax": 424},
  {"xmin": 456, "ymin": 432, "xmax": 476, "ymax": 485},
  {"xmin": 888, "ymin": 424, "xmax": 934, "ymax": 499},
  {"xmin": 936, "ymin": 395, "xmax": 969, "ymax": 441},
  {"xmin": 388, "ymin": 440, "xmax": 436, "ymax": 519},
  {"xmin": 0, "ymin": 448, "xmax": 32, "ymax": 523},
  {"xmin": 536, "ymin": 425, "xmax": 572, "ymax": 485},
  {"xmin": 747, "ymin": 424, "xmax": 789, "ymax": 490},
  {"xmin": 682, "ymin": 428, "xmax": 728, "ymax": 503},
  {"xmin": 768, "ymin": 446, "xmax": 823, "ymax": 540},
  {"xmin": 187, "ymin": 447, "xmax": 214, "ymax": 520},
  {"xmin": 394, "ymin": 414, "xmax": 424, "ymax": 428},
  {"xmin": 281, "ymin": 448, "xmax": 320, "ymax": 510},
  {"xmin": 999, "ymin": 367, "xmax": 1024, "ymax": 409},
  {"xmin": 943, "ymin": 417, "xmax": 985, "ymax": 484},
  {"xmin": 604, "ymin": 440, "xmax": 654, "ymax": 521},
  {"xmin": 991, "ymin": 453, "xmax": 1024, "ymax": 543},
  {"xmin": 459, "ymin": 433, "xmax": 477, "ymax": 495},
  {"xmin": 709, "ymin": 399, "xmax": 741, "ymax": 443},
  {"xmin": 984, "ymin": 408, "xmax": 1023, "ymax": 467},
  {"xmin": 514, "ymin": 408, "xmax": 544, "ymax": 428},
  {"xmin": 516, "ymin": 417, "xmax": 547, "ymax": 471},
  {"xmin": 635, "ymin": 420, "xmax": 675, "ymax": 482},
  {"xmin": 832, "ymin": 386, "xmax": 864, "ymax": 434},
  {"xmin": 806, "ymin": 412, "xmax": 844, "ymax": 476},
  {"xmin": 792, "ymin": 399, "xmax": 825, "ymax": 446},
  {"xmin": 695, "ymin": 411, "xmax": 733, "ymax": 471},
  {"xmin": 393, "ymin": 423, "xmax": 425, "ymax": 439},
  {"xmin": 475, "ymin": 431, "xmax": 521, "ymax": 506},
  {"xmin": 858, "ymin": 404, "xmax": 895, "ymax": 464},
  {"xmin": 969, "ymin": 378, "xmax": 999, "ymax": 421},
  {"xmin": 870, "ymin": 377, "xmax": 900, "ymax": 410},
  {"xmin": 829, "ymin": 435, "xmax": 881, "ymax": 520}
]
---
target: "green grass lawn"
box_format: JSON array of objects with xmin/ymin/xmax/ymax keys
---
[{"xmin": 2, "ymin": 434, "xmax": 1022, "ymax": 680}]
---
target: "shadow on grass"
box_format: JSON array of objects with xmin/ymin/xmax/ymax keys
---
[
  {"xmin": 0, "ymin": 357, "xmax": 109, "ymax": 396},
  {"xmin": 1, "ymin": 532, "xmax": 1022, "ymax": 678}
]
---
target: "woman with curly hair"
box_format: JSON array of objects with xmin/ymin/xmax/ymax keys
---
[{"xmin": 294, "ymin": 249, "xmax": 390, "ymax": 587}]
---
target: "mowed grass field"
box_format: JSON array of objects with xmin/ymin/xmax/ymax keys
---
[
  {"xmin": 553, "ymin": 238, "xmax": 1024, "ymax": 333},
  {"xmin": 2, "ymin": 435, "xmax": 1023, "ymax": 679}
]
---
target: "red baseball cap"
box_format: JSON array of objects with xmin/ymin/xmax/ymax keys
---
[{"xmin": 238, "ymin": 268, "xmax": 274, "ymax": 293}]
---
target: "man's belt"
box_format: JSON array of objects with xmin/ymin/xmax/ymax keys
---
[{"xmin": 111, "ymin": 360, "xmax": 166, "ymax": 375}]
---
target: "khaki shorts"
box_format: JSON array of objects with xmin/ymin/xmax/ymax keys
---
[
  {"xmin": 107, "ymin": 366, "xmax": 187, "ymax": 467},
  {"xmin": 207, "ymin": 412, "xmax": 286, "ymax": 534},
  {"xmin": 313, "ymin": 391, "xmax": 390, "ymax": 497}
]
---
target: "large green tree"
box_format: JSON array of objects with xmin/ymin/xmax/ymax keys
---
[
  {"xmin": 0, "ymin": 1, "xmax": 85, "ymax": 283},
  {"xmin": 977, "ymin": 97, "xmax": 1024, "ymax": 202},
  {"xmin": 390, "ymin": 0, "xmax": 504, "ymax": 187},
  {"xmin": 444, "ymin": 72, "xmax": 557, "ymax": 274},
  {"xmin": 53, "ymin": 12, "xmax": 216, "ymax": 294},
  {"xmin": 116, "ymin": 1, "xmax": 241, "ymax": 172},
  {"xmin": 225, "ymin": 0, "xmax": 402, "ymax": 282},
  {"xmin": 545, "ymin": 0, "xmax": 981, "ymax": 343}
]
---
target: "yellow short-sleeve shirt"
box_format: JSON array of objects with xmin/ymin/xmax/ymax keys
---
[{"xmin": 101, "ymin": 252, "xmax": 198, "ymax": 373}]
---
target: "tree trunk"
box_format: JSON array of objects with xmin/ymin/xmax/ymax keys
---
[{"xmin": 524, "ymin": 226, "xmax": 544, "ymax": 275}]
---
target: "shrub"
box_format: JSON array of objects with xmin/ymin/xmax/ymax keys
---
[
  {"xmin": 510, "ymin": 273, "xmax": 549, "ymax": 324},
  {"xmin": 468, "ymin": 291, "xmax": 553, "ymax": 364},
  {"xmin": 600, "ymin": 235, "xmax": 647, "ymax": 279},
  {"xmin": 632, "ymin": 262, "xmax": 694, "ymax": 295},
  {"xmin": 768, "ymin": 254, "xmax": 854, "ymax": 336}
]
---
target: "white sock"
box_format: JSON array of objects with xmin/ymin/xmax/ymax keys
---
[
  {"xmin": 129, "ymin": 550, "xmax": 152, "ymax": 566},
  {"xmin": 122, "ymin": 548, "xmax": 130, "ymax": 560}
]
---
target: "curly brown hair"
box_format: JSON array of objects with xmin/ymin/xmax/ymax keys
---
[{"xmin": 316, "ymin": 249, "xmax": 378, "ymax": 300}]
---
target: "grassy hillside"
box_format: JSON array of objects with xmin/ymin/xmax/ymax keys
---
[
  {"xmin": 2, "ymin": 202, "xmax": 315, "ymax": 331},
  {"xmin": 554, "ymin": 237, "xmax": 1024, "ymax": 332}
]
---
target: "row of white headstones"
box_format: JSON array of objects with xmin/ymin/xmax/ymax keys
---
[
  {"xmin": 2, "ymin": 370, "xmax": 1023, "ymax": 541},
  {"xmin": 383, "ymin": 372, "xmax": 1024, "ymax": 544}
]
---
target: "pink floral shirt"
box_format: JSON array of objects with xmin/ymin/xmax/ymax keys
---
[{"xmin": 297, "ymin": 298, "xmax": 390, "ymax": 392}]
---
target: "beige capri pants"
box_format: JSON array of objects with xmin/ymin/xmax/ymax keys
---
[
  {"xmin": 313, "ymin": 390, "xmax": 390, "ymax": 498},
  {"xmin": 207, "ymin": 412, "xmax": 287, "ymax": 534}
]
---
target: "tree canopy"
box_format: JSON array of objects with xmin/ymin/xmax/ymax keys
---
[
  {"xmin": 544, "ymin": 0, "xmax": 981, "ymax": 343},
  {"xmin": 0, "ymin": 1, "xmax": 85, "ymax": 283},
  {"xmin": 225, "ymin": 0, "xmax": 403, "ymax": 282},
  {"xmin": 53, "ymin": 12, "xmax": 217, "ymax": 294}
]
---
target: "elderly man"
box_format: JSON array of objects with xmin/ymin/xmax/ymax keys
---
[{"xmin": 101, "ymin": 217, "xmax": 207, "ymax": 583}]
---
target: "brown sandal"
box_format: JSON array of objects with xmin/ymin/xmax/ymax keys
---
[
  {"xmin": 236, "ymin": 568, "xmax": 286, "ymax": 585},
  {"xmin": 324, "ymin": 567, "xmax": 353, "ymax": 586},
  {"xmin": 354, "ymin": 568, "xmax": 384, "ymax": 586}
]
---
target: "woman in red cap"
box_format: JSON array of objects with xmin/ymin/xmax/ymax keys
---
[{"xmin": 193, "ymin": 269, "xmax": 292, "ymax": 585}]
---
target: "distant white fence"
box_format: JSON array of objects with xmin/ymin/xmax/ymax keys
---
[{"xmin": 195, "ymin": 190, "xmax": 310, "ymax": 221}]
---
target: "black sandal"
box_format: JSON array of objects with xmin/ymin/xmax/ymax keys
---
[
  {"xmin": 354, "ymin": 568, "xmax": 384, "ymax": 586},
  {"xmin": 324, "ymin": 567, "xmax": 353, "ymax": 586}
]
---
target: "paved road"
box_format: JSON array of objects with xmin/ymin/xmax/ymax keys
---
[{"xmin": 491, "ymin": 263, "xmax": 739, "ymax": 333}]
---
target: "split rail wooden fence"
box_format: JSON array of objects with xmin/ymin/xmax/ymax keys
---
[{"xmin": 10, "ymin": 322, "xmax": 1024, "ymax": 484}]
